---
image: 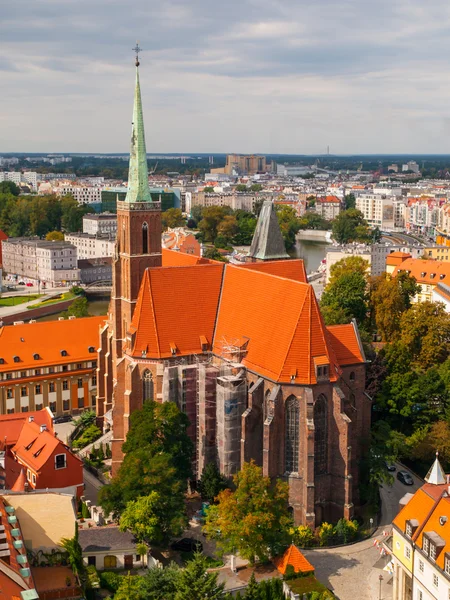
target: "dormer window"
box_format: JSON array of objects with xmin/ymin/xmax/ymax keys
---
[
  {"xmin": 0, "ymin": 358, "xmax": 4, "ymax": 365},
  {"xmin": 60, "ymin": 350, "xmax": 67, "ymax": 357},
  {"xmin": 430, "ymin": 273, "xmax": 436, "ymax": 279},
  {"xmin": 13, "ymin": 356, "xmax": 20, "ymax": 363},
  {"xmin": 406, "ymin": 519, "xmax": 419, "ymax": 537},
  {"xmin": 33, "ymin": 353, "xmax": 40, "ymax": 360},
  {"xmin": 423, "ymin": 532, "xmax": 445, "ymax": 560},
  {"xmin": 421, "ymin": 272, "xmax": 426, "ymax": 278},
  {"xmin": 440, "ymin": 274, "xmax": 446, "ymax": 280},
  {"xmin": 88, "ymin": 346, "xmax": 95, "ymax": 353},
  {"xmin": 444, "ymin": 553, "xmax": 450, "ymax": 576}
]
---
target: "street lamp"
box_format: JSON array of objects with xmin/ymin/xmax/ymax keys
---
[{"xmin": 378, "ymin": 574, "xmax": 383, "ymax": 600}]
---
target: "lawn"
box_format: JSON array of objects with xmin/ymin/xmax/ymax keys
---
[
  {"xmin": 0, "ymin": 295, "xmax": 41, "ymax": 307},
  {"xmin": 27, "ymin": 292, "xmax": 75, "ymax": 310},
  {"xmin": 287, "ymin": 574, "xmax": 333, "ymax": 597}
]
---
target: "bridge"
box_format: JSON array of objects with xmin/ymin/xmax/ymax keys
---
[{"xmin": 83, "ymin": 280, "xmax": 112, "ymax": 295}]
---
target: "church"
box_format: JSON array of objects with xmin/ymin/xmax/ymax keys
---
[{"xmin": 96, "ymin": 56, "xmax": 371, "ymax": 526}]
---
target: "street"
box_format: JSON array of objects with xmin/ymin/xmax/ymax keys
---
[{"xmin": 302, "ymin": 464, "xmax": 421, "ymax": 600}]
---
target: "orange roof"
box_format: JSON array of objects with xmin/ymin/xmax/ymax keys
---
[
  {"xmin": 0, "ymin": 316, "xmax": 104, "ymax": 373},
  {"xmin": 213, "ymin": 266, "xmax": 343, "ymax": 384},
  {"xmin": 326, "ymin": 324, "xmax": 364, "ymax": 365},
  {"xmin": 386, "ymin": 252, "xmax": 412, "ymax": 267},
  {"xmin": 237, "ymin": 259, "xmax": 307, "ymax": 283},
  {"xmin": 415, "ymin": 495, "xmax": 450, "ymax": 571},
  {"xmin": 393, "ymin": 258, "xmax": 450, "ymax": 285},
  {"xmin": 161, "ymin": 248, "xmax": 214, "ymax": 266},
  {"xmin": 274, "ymin": 544, "xmax": 315, "ymax": 575},
  {"xmin": 0, "ymin": 409, "xmax": 53, "ymax": 446},
  {"xmin": 393, "ymin": 488, "xmax": 436, "ymax": 535},
  {"xmin": 317, "ymin": 195, "xmax": 341, "ymax": 204},
  {"xmin": 11, "ymin": 420, "xmax": 79, "ymax": 473},
  {"xmin": 130, "ymin": 264, "xmax": 225, "ymax": 358}
]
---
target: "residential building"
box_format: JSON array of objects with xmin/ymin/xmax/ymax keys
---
[
  {"xmin": 355, "ymin": 194, "xmax": 395, "ymax": 230},
  {"xmin": 1, "ymin": 238, "xmax": 79, "ymax": 285},
  {"xmin": 9, "ymin": 418, "xmax": 84, "ymax": 497},
  {"xmin": 187, "ymin": 191, "xmax": 260, "ymax": 212},
  {"xmin": 391, "ymin": 257, "xmax": 450, "ymax": 303},
  {"xmin": 78, "ymin": 258, "xmax": 112, "ymax": 284},
  {"xmin": 315, "ymin": 196, "xmax": 342, "ymax": 220},
  {"xmin": 0, "ymin": 497, "xmax": 39, "ymax": 598},
  {"xmin": 276, "ymin": 164, "xmax": 314, "ymax": 177},
  {"xmin": 392, "ymin": 456, "xmax": 450, "ymax": 600},
  {"xmin": 64, "ymin": 233, "xmax": 115, "ymax": 259},
  {"xmin": 54, "ymin": 182, "xmax": 103, "ymax": 205},
  {"xmin": 326, "ymin": 247, "xmax": 372, "ymax": 283},
  {"xmin": 0, "ymin": 317, "xmax": 103, "ymax": 417},
  {"xmin": 388, "ymin": 164, "xmax": 399, "ymax": 173},
  {"xmin": 79, "ymin": 526, "xmax": 148, "ymax": 571},
  {"xmin": 97, "ymin": 61, "xmax": 371, "ymax": 528},
  {"xmin": 162, "ymin": 228, "xmax": 201, "ymax": 256},
  {"xmin": 83, "ymin": 213, "xmax": 117, "ymax": 236},
  {"xmin": 0, "ymin": 230, "xmax": 7, "ymax": 267},
  {"xmin": 402, "ymin": 161, "xmax": 420, "ymax": 174},
  {"xmin": 212, "ymin": 154, "xmax": 267, "ymax": 176}
]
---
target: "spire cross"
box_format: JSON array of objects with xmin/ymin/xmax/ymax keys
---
[{"xmin": 133, "ymin": 42, "xmax": 141, "ymax": 67}]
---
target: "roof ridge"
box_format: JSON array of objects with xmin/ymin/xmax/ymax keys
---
[{"xmin": 412, "ymin": 489, "xmax": 446, "ymax": 542}]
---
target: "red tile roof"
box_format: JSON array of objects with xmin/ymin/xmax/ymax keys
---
[
  {"xmin": 0, "ymin": 316, "xmax": 105, "ymax": 373},
  {"xmin": 274, "ymin": 544, "xmax": 315, "ymax": 575},
  {"xmin": 0, "ymin": 409, "xmax": 53, "ymax": 447},
  {"xmin": 393, "ymin": 258, "xmax": 450, "ymax": 285},
  {"xmin": 162, "ymin": 248, "xmax": 214, "ymax": 266},
  {"xmin": 326, "ymin": 324, "xmax": 364, "ymax": 365},
  {"xmin": 237, "ymin": 259, "xmax": 307, "ymax": 283},
  {"xmin": 130, "ymin": 264, "xmax": 225, "ymax": 358}
]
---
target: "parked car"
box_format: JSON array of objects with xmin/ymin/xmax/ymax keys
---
[
  {"xmin": 53, "ymin": 415, "xmax": 73, "ymax": 424},
  {"xmin": 170, "ymin": 538, "xmax": 203, "ymax": 553},
  {"xmin": 397, "ymin": 470, "xmax": 414, "ymax": 485},
  {"xmin": 18, "ymin": 281, "xmax": 26, "ymax": 285},
  {"xmin": 26, "ymin": 283, "xmax": 33, "ymax": 287},
  {"xmin": 385, "ymin": 462, "xmax": 396, "ymax": 472},
  {"xmin": 6, "ymin": 286, "xmax": 16, "ymax": 291}
]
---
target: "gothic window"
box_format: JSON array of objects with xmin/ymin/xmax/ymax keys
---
[
  {"xmin": 142, "ymin": 222, "xmax": 148, "ymax": 254},
  {"xmin": 263, "ymin": 389, "xmax": 271, "ymax": 422},
  {"xmin": 314, "ymin": 394, "xmax": 328, "ymax": 475},
  {"xmin": 285, "ymin": 395, "xmax": 299, "ymax": 474},
  {"xmin": 349, "ymin": 371, "xmax": 356, "ymax": 382},
  {"xmin": 143, "ymin": 370, "xmax": 154, "ymax": 402}
]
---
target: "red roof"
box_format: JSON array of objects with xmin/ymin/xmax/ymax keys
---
[
  {"xmin": 0, "ymin": 409, "xmax": 53, "ymax": 447},
  {"xmin": 274, "ymin": 544, "xmax": 315, "ymax": 575},
  {"xmin": 0, "ymin": 316, "xmax": 104, "ymax": 373},
  {"xmin": 238, "ymin": 259, "xmax": 307, "ymax": 283},
  {"xmin": 326, "ymin": 324, "xmax": 364, "ymax": 365},
  {"xmin": 162, "ymin": 248, "xmax": 214, "ymax": 266}
]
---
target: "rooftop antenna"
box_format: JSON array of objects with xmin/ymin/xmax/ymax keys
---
[{"xmin": 132, "ymin": 41, "xmax": 141, "ymax": 67}]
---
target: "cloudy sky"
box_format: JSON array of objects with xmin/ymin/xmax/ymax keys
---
[{"xmin": 2, "ymin": 0, "xmax": 450, "ymax": 154}]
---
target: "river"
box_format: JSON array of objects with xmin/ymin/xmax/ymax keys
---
[
  {"xmin": 36, "ymin": 295, "xmax": 110, "ymax": 322},
  {"xmin": 291, "ymin": 239, "xmax": 330, "ymax": 274}
]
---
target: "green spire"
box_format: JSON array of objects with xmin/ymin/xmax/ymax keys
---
[{"xmin": 125, "ymin": 65, "xmax": 152, "ymax": 203}]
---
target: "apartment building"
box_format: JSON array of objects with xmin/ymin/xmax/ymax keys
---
[
  {"xmin": 64, "ymin": 233, "xmax": 115, "ymax": 259},
  {"xmin": 2, "ymin": 238, "xmax": 79, "ymax": 285},
  {"xmin": 0, "ymin": 317, "xmax": 103, "ymax": 417},
  {"xmin": 392, "ymin": 456, "xmax": 450, "ymax": 600},
  {"xmin": 315, "ymin": 196, "xmax": 342, "ymax": 220},
  {"xmin": 54, "ymin": 182, "xmax": 102, "ymax": 204},
  {"xmin": 83, "ymin": 213, "xmax": 117, "ymax": 236},
  {"xmin": 187, "ymin": 191, "xmax": 260, "ymax": 212},
  {"xmin": 355, "ymin": 194, "xmax": 395, "ymax": 230},
  {"xmin": 214, "ymin": 154, "xmax": 267, "ymax": 176}
]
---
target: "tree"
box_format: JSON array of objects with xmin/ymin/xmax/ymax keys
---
[
  {"xmin": 0, "ymin": 181, "xmax": 19, "ymax": 196},
  {"xmin": 370, "ymin": 273, "xmax": 420, "ymax": 341},
  {"xmin": 203, "ymin": 461, "xmax": 290, "ymax": 564},
  {"xmin": 408, "ymin": 421, "xmax": 450, "ymax": 468},
  {"xmin": 298, "ymin": 211, "xmax": 331, "ymax": 231},
  {"xmin": 114, "ymin": 573, "xmax": 147, "ymax": 600},
  {"xmin": 198, "ymin": 206, "xmax": 231, "ymax": 242},
  {"xmin": 66, "ymin": 296, "xmax": 89, "ymax": 318},
  {"xmin": 140, "ymin": 563, "xmax": 180, "ymax": 600},
  {"xmin": 235, "ymin": 184, "xmax": 247, "ymax": 192},
  {"xmin": 203, "ymin": 247, "xmax": 228, "ymax": 262},
  {"xmin": 244, "ymin": 573, "xmax": 259, "ymax": 599},
  {"xmin": 162, "ymin": 208, "xmax": 186, "ymax": 230},
  {"xmin": 331, "ymin": 209, "xmax": 370, "ymax": 244},
  {"xmin": 276, "ymin": 205, "xmax": 302, "ymax": 251},
  {"xmin": 199, "ymin": 462, "xmax": 229, "ymax": 503},
  {"xmin": 217, "ymin": 215, "xmax": 238, "ymax": 241},
  {"xmin": 190, "ymin": 205, "xmax": 203, "ymax": 223},
  {"xmin": 61, "ymin": 195, "xmax": 89, "ymax": 232},
  {"xmin": 344, "ymin": 193, "xmax": 356, "ymax": 209},
  {"xmin": 328, "ymin": 256, "xmax": 369, "ymax": 287},
  {"xmin": 174, "ymin": 552, "xmax": 225, "ymax": 600},
  {"xmin": 321, "ymin": 271, "xmax": 368, "ymax": 325},
  {"xmin": 46, "ymin": 230, "xmax": 64, "ymax": 241},
  {"xmin": 119, "ymin": 491, "xmax": 187, "ymax": 546},
  {"xmin": 250, "ymin": 184, "xmax": 263, "ymax": 192},
  {"xmin": 203, "ymin": 186, "xmax": 215, "ymax": 193},
  {"xmin": 60, "ymin": 523, "xmax": 86, "ymax": 589}
]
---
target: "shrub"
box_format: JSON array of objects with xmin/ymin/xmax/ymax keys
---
[
  {"xmin": 81, "ymin": 502, "xmax": 90, "ymax": 519},
  {"xmin": 292, "ymin": 525, "xmax": 315, "ymax": 547},
  {"xmin": 99, "ymin": 570, "xmax": 121, "ymax": 592},
  {"xmin": 334, "ymin": 518, "xmax": 359, "ymax": 544},
  {"xmin": 317, "ymin": 522, "xmax": 334, "ymax": 546}
]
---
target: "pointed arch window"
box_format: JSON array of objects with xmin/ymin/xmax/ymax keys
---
[
  {"xmin": 263, "ymin": 389, "xmax": 271, "ymax": 422},
  {"xmin": 142, "ymin": 222, "xmax": 148, "ymax": 254},
  {"xmin": 314, "ymin": 394, "xmax": 328, "ymax": 475},
  {"xmin": 285, "ymin": 396, "xmax": 299, "ymax": 474},
  {"xmin": 143, "ymin": 370, "xmax": 154, "ymax": 403}
]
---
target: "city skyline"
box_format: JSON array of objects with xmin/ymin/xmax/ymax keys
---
[{"xmin": 3, "ymin": 0, "xmax": 450, "ymax": 154}]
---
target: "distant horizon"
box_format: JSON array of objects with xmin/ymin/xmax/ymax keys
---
[{"xmin": 3, "ymin": 152, "xmax": 450, "ymax": 159}]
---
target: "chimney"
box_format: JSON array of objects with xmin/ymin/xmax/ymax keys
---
[
  {"xmin": 39, "ymin": 424, "xmax": 47, "ymax": 433},
  {"xmin": 28, "ymin": 416, "xmax": 34, "ymax": 423}
]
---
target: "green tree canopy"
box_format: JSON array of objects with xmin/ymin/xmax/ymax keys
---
[
  {"xmin": 0, "ymin": 181, "xmax": 20, "ymax": 196},
  {"xmin": 46, "ymin": 230, "xmax": 64, "ymax": 241},
  {"xmin": 198, "ymin": 206, "xmax": 232, "ymax": 242},
  {"xmin": 328, "ymin": 256, "xmax": 370, "ymax": 286},
  {"xmin": 331, "ymin": 209, "xmax": 370, "ymax": 244},
  {"xmin": 298, "ymin": 211, "xmax": 331, "ymax": 231},
  {"xmin": 276, "ymin": 205, "xmax": 302, "ymax": 250},
  {"xmin": 235, "ymin": 184, "xmax": 248, "ymax": 192},
  {"xmin": 162, "ymin": 208, "xmax": 186, "ymax": 230},
  {"xmin": 199, "ymin": 462, "xmax": 229, "ymax": 503},
  {"xmin": 203, "ymin": 461, "xmax": 290, "ymax": 564},
  {"xmin": 174, "ymin": 552, "xmax": 225, "ymax": 600},
  {"xmin": 321, "ymin": 270, "xmax": 368, "ymax": 325}
]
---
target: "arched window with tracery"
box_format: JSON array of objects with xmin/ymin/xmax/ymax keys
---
[
  {"xmin": 285, "ymin": 395, "xmax": 299, "ymax": 474},
  {"xmin": 142, "ymin": 370, "xmax": 154, "ymax": 403},
  {"xmin": 314, "ymin": 394, "xmax": 328, "ymax": 475},
  {"xmin": 142, "ymin": 222, "xmax": 148, "ymax": 254}
]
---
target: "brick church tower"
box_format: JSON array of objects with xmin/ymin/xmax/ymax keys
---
[{"xmin": 97, "ymin": 53, "xmax": 161, "ymax": 472}]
